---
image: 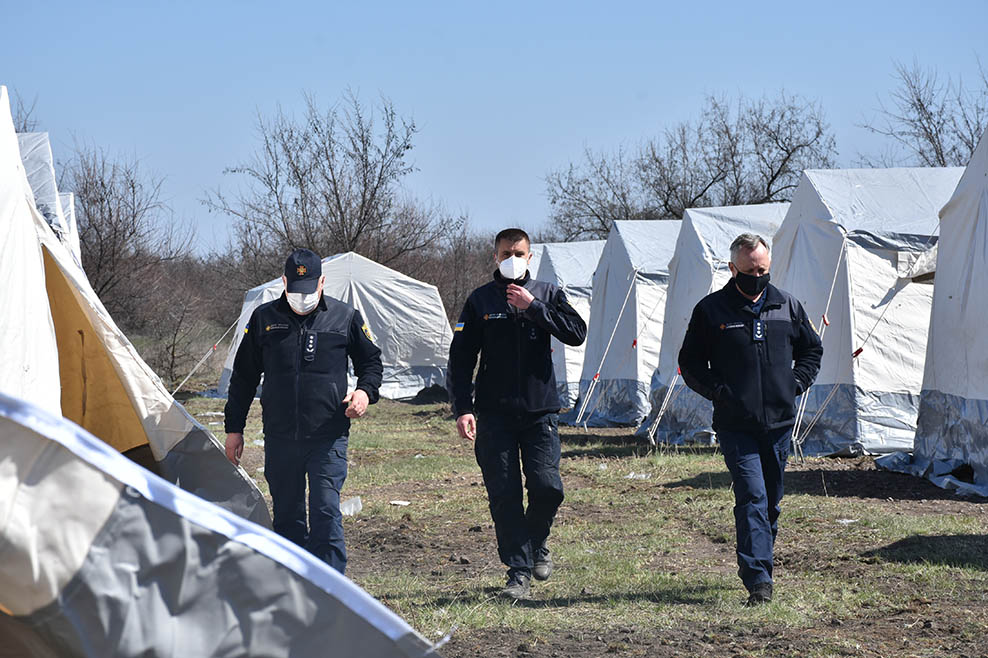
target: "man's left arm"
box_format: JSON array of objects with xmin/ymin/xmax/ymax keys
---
[
  {"xmin": 522, "ymin": 287, "xmax": 587, "ymax": 346},
  {"xmin": 791, "ymin": 302, "xmax": 823, "ymax": 395},
  {"xmin": 347, "ymin": 309, "xmax": 384, "ymax": 406}
]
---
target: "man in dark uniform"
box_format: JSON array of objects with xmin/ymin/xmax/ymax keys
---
[
  {"xmin": 679, "ymin": 234, "xmax": 822, "ymax": 605},
  {"xmin": 224, "ymin": 248, "xmax": 383, "ymax": 574},
  {"xmin": 447, "ymin": 228, "xmax": 587, "ymax": 600}
]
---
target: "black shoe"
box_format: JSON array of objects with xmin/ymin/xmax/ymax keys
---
[
  {"xmin": 501, "ymin": 572, "xmax": 531, "ymax": 600},
  {"xmin": 533, "ymin": 546, "xmax": 553, "ymax": 581},
  {"xmin": 745, "ymin": 582, "xmax": 773, "ymax": 606}
]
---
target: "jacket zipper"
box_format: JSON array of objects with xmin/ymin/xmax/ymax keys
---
[{"xmin": 295, "ymin": 324, "xmax": 304, "ymax": 441}]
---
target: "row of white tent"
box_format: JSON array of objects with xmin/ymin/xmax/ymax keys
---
[
  {"xmin": 0, "ymin": 86, "xmax": 437, "ymax": 656},
  {"xmin": 535, "ymin": 137, "xmax": 988, "ymax": 497},
  {"xmin": 208, "ymin": 131, "xmax": 987, "ymax": 498}
]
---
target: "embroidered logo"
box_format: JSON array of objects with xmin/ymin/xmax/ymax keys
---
[
  {"xmin": 721, "ymin": 322, "xmax": 745, "ymax": 330},
  {"xmin": 296, "ymin": 265, "xmax": 307, "ymax": 277}
]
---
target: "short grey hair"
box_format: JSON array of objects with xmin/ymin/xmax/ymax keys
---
[{"xmin": 730, "ymin": 233, "xmax": 770, "ymax": 264}]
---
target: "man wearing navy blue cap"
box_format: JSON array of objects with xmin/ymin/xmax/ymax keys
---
[{"xmin": 224, "ymin": 248, "xmax": 383, "ymax": 573}]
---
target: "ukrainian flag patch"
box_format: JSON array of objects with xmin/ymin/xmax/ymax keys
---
[{"xmin": 454, "ymin": 322, "xmax": 465, "ymax": 332}]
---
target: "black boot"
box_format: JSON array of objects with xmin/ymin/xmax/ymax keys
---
[
  {"xmin": 533, "ymin": 544, "xmax": 553, "ymax": 581},
  {"xmin": 745, "ymin": 582, "xmax": 773, "ymax": 606}
]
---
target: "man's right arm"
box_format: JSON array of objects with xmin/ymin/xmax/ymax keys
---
[
  {"xmin": 678, "ymin": 303, "xmax": 723, "ymax": 402},
  {"xmin": 224, "ymin": 311, "xmax": 263, "ymax": 435},
  {"xmin": 446, "ymin": 296, "xmax": 482, "ymax": 420}
]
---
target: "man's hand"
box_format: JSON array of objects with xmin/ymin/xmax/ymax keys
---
[
  {"xmin": 343, "ymin": 389, "xmax": 370, "ymax": 418},
  {"xmin": 506, "ymin": 284, "xmax": 535, "ymax": 310},
  {"xmin": 225, "ymin": 433, "xmax": 244, "ymax": 466},
  {"xmin": 456, "ymin": 413, "xmax": 477, "ymax": 441}
]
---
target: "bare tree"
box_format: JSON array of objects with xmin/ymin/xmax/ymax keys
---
[
  {"xmin": 860, "ymin": 59, "xmax": 988, "ymax": 166},
  {"xmin": 426, "ymin": 223, "xmax": 497, "ymax": 324},
  {"xmin": 206, "ymin": 91, "xmax": 461, "ymax": 278},
  {"xmin": 546, "ymin": 147, "xmax": 658, "ymax": 240},
  {"xmin": 11, "ymin": 91, "xmax": 40, "ymax": 132},
  {"xmin": 144, "ymin": 260, "xmax": 208, "ymax": 382},
  {"xmin": 63, "ymin": 147, "xmax": 192, "ymax": 325},
  {"xmin": 546, "ymin": 91, "xmax": 837, "ymax": 239}
]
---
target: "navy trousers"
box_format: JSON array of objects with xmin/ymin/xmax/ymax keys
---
[
  {"xmin": 718, "ymin": 427, "xmax": 791, "ymax": 590},
  {"xmin": 475, "ymin": 412, "xmax": 565, "ymax": 576},
  {"xmin": 264, "ymin": 434, "xmax": 349, "ymax": 573}
]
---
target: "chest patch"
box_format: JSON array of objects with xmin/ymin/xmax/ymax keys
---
[
  {"xmin": 265, "ymin": 323, "xmax": 290, "ymax": 332},
  {"xmin": 484, "ymin": 313, "xmax": 508, "ymax": 320},
  {"xmin": 720, "ymin": 322, "xmax": 745, "ymax": 331}
]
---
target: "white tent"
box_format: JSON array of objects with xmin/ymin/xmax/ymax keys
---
[
  {"xmin": 640, "ymin": 203, "xmax": 790, "ymax": 443},
  {"xmin": 0, "ymin": 86, "xmax": 269, "ymax": 526},
  {"xmin": 533, "ymin": 240, "xmax": 606, "ymax": 407},
  {"xmin": 17, "ymin": 132, "xmax": 69, "ymax": 239},
  {"xmin": 569, "ymin": 220, "xmax": 681, "ymax": 426},
  {"xmin": 219, "ymin": 252, "xmax": 453, "ymax": 400},
  {"xmin": 58, "ymin": 191, "xmax": 83, "ymax": 263},
  {"xmin": 528, "ymin": 242, "xmax": 545, "ymax": 280},
  {"xmin": 877, "ymin": 132, "xmax": 988, "ymax": 496},
  {"xmin": 0, "ymin": 391, "xmax": 438, "ymax": 657},
  {"xmin": 772, "ymin": 167, "xmax": 964, "ymax": 456}
]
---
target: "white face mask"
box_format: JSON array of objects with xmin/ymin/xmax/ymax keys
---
[
  {"xmin": 498, "ymin": 255, "xmax": 529, "ymax": 280},
  {"xmin": 286, "ymin": 290, "xmax": 320, "ymax": 314}
]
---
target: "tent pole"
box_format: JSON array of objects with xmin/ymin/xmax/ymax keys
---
[
  {"xmin": 793, "ymin": 233, "xmax": 847, "ymax": 457},
  {"xmin": 646, "ymin": 371, "xmax": 681, "ymax": 445},
  {"xmin": 171, "ymin": 318, "xmax": 240, "ymax": 397},
  {"xmin": 574, "ymin": 268, "xmax": 639, "ymax": 425}
]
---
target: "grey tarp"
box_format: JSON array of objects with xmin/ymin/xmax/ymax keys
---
[{"xmin": 0, "ymin": 391, "xmax": 440, "ymax": 657}]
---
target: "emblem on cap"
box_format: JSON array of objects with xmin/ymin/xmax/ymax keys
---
[{"xmin": 297, "ymin": 265, "xmax": 307, "ymax": 276}]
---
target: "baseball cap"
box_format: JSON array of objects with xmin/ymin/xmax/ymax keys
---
[{"xmin": 284, "ymin": 249, "xmax": 322, "ymax": 293}]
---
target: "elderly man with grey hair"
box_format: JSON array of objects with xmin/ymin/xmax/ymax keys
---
[{"xmin": 678, "ymin": 233, "xmax": 823, "ymax": 605}]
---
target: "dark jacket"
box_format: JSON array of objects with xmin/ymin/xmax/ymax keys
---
[
  {"xmin": 678, "ymin": 280, "xmax": 823, "ymax": 433},
  {"xmin": 224, "ymin": 293, "xmax": 383, "ymax": 440},
  {"xmin": 447, "ymin": 271, "xmax": 587, "ymax": 417}
]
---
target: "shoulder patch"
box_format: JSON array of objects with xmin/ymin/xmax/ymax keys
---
[
  {"xmin": 454, "ymin": 322, "xmax": 465, "ymax": 332},
  {"xmin": 361, "ymin": 322, "xmax": 375, "ymax": 342}
]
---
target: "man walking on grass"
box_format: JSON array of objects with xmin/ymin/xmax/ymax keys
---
[
  {"xmin": 679, "ymin": 234, "xmax": 822, "ymax": 605},
  {"xmin": 224, "ymin": 248, "xmax": 383, "ymax": 574},
  {"xmin": 447, "ymin": 228, "xmax": 587, "ymax": 600}
]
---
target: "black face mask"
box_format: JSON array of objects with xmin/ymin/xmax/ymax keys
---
[{"xmin": 734, "ymin": 271, "xmax": 770, "ymax": 297}]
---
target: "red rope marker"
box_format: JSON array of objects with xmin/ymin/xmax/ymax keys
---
[
  {"xmin": 852, "ymin": 347, "xmax": 863, "ymax": 358},
  {"xmin": 822, "ymin": 314, "xmax": 830, "ymax": 326},
  {"xmin": 632, "ymin": 339, "xmax": 637, "ymax": 348}
]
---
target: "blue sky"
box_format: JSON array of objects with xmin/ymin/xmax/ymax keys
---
[{"xmin": 2, "ymin": 1, "xmax": 985, "ymax": 252}]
